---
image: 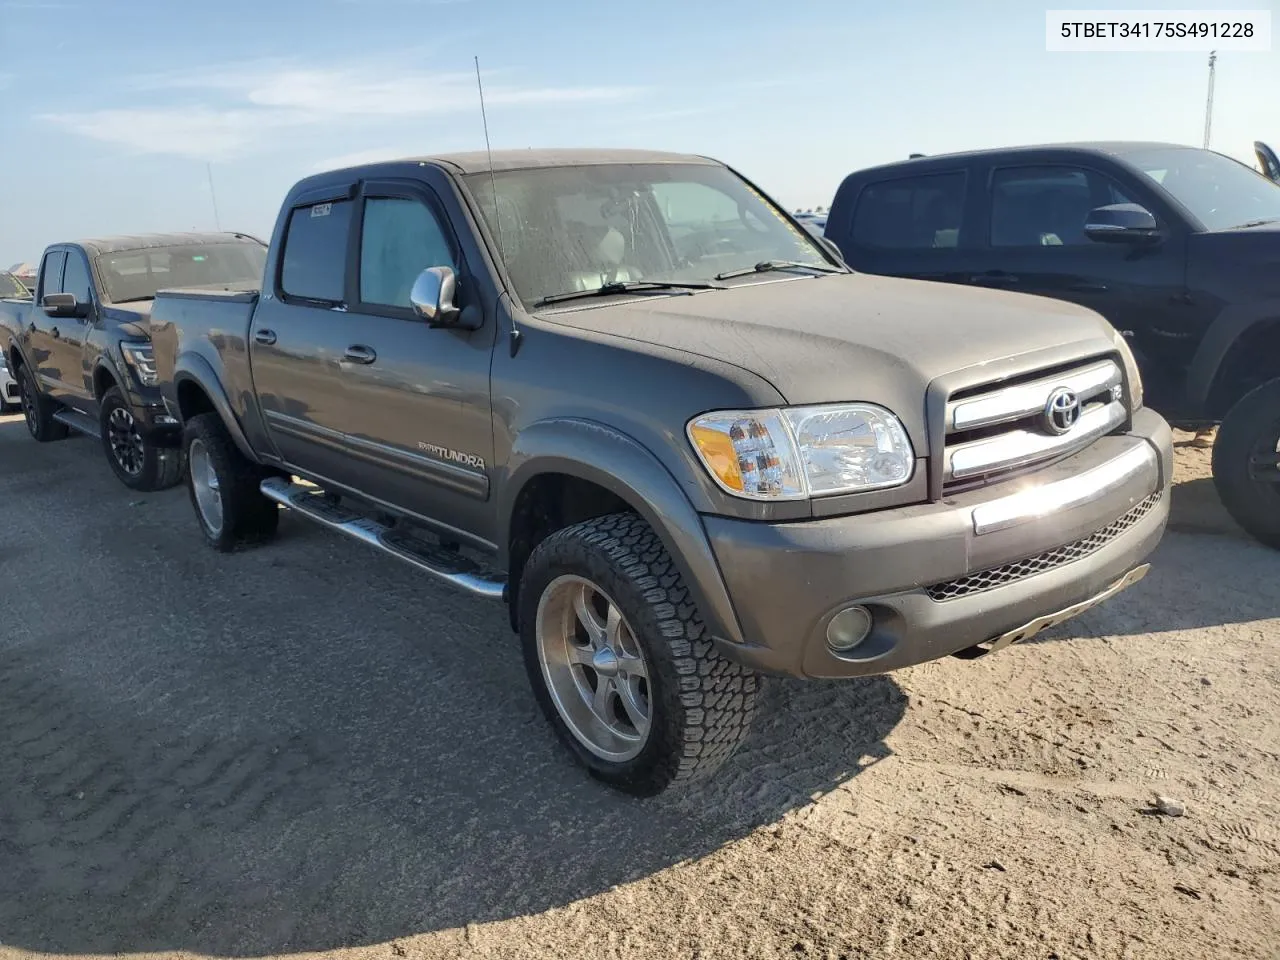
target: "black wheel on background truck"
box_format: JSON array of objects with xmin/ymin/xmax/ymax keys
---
[
  {"xmin": 17, "ymin": 363, "xmax": 69, "ymax": 443},
  {"xmin": 518, "ymin": 511, "xmax": 759, "ymax": 796},
  {"xmin": 1212, "ymin": 377, "xmax": 1280, "ymax": 550},
  {"xmin": 99, "ymin": 386, "xmax": 184, "ymax": 491},
  {"xmin": 183, "ymin": 412, "xmax": 279, "ymax": 552}
]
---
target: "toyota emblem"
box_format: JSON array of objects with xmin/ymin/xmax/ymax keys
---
[{"xmin": 1044, "ymin": 388, "xmax": 1081, "ymax": 435}]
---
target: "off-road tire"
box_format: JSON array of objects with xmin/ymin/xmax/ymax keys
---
[
  {"xmin": 183, "ymin": 412, "xmax": 279, "ymax": 552},
  {"xmin": 17, "ymin": 364, "xmax": 69, "ymax": 443},
  {"xmin": 1212, "ymin": 378, "xmax": 1280, "ymax": 550},
  {"xmin": 99, "ymin": 386, "xmax": 184, "ymax": 491},
  {"xmin": 518, "ymin": 512, "xmax": 759, "ymax": 796}
]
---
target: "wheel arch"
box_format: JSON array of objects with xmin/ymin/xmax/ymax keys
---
[
  {"xmin": 1186, "ymin": 299, "xmax": 1280, "ymax": 417},
  {"xmin": 499, "ymin": 418, "xmax": 746, "ymax": 648},
  {"xmin": 91, "ymin": 357, "xmax": 124, "ymax": 401},
  {"xmin": 172, "ymin": 354, "xmax": 259, "ymax": 462}
]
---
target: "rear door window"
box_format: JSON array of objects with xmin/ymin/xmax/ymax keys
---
[
  {"xmin": 280, "ymin": 199, "xmax": 354, "ymax": 303},
  {"xmin": 850, "ymin": 172, "xmax": 967, "ymax": 249}
]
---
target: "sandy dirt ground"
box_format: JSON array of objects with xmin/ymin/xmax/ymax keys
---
[{"xmin": 0, "ymin": 415, "xmax": 1276, "ymax": 960}]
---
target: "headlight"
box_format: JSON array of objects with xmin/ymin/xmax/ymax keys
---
[
  {"xmin": 120, "ymin": 342, "xmax": 158, "ymax": 386},
  {"xmin": 1110, "ymin": 328, "xmax": 1143, "ymax": 411},
  {"xmin": 687, "ymin": 403, "xmax": 915, "ymax": 501}
]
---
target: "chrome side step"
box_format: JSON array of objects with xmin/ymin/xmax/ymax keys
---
[
  {"xmin": 259, "ymin": 477, "xmax": 506, "ymax": 600},
  {"xmin": 53, "ymin": 408, "xmax": 101, "ymax": 439}
]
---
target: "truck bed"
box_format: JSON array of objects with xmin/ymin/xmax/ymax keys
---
[{"xmin": 149, "ymin": 287, "xmax": 260, "ymax": 394}]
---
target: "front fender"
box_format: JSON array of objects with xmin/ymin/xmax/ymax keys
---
[
  {"xmin": 499, "ymin": 418, "xmax": 747, "ymax": 648},
  {"xmin": 172, "ymin": 352, "xmax": 260, "ymax": 463},
  {"xmin": 92, "ymin": 354, "xmax": 126, "ymax": 400},
  {"xmin": 1186, "ymin": 298, "xmax": 1280, "ymax": 412}
]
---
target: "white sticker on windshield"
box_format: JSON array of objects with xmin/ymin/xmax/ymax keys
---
[{"xmin": 311, "ymin": 203, "xmax": 332, "ymax": 218}]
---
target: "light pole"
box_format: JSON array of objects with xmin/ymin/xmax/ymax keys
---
[{"xmin": 1203, "ymin": 50, "xmax": 1217, "ymax": 149}]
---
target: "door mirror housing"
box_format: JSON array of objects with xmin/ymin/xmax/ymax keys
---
[
  {"xmin": 42, "ymin": 292, "xmax": 88, "ymax": 318},
  {"xmin": 409, "ymin": 266, "xmax": 467, "ymax": 327},
  {"xmin": 1085, "ymin": 203, "xmax": 1161, "ymax": 244}
]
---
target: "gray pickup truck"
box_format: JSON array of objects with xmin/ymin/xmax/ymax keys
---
[{"xmin": 150, "ymin": 148, "xmax": 1173, "ymax": 795}]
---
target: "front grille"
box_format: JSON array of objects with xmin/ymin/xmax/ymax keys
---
[
  {"xmin": 942, "ymin": 356, "xmax": 1126, "ymax": 494},
  {"xmin": 925, "ymin": 492, "xmax": 1162, "ymax": 602}
]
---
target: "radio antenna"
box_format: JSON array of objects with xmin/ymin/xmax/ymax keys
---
[
  {"xmin": 206, "ymin": 162, "xmax": 223, "ymax": 232},
  {"xmin": 474, "ymin": 55, "xmax": 520, "ymax": 355}
]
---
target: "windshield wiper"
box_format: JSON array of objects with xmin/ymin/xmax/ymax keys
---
[
  {"xmin": 714, "ymin": 260, "xmax": 844, "ymax": 281},
  {"xmin": 1233, "ymin": 218, "xmax": 1280, "ymax": 229},
  {"xmin": 113, "ymin": 296, "xmax": 157, "ymax": 304},
  {"xmin": 534, "ymin": 280, "xmax": 725, "ymax": 307}
]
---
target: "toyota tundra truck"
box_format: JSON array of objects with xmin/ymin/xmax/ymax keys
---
[{"xmin": 149, "ymin": 148, "xmax": 1173, "ymax": 795}]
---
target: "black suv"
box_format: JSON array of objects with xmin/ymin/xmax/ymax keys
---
[{"xmin": 823, "ymin": 141, "xmax": 1280, "ymax": 548}]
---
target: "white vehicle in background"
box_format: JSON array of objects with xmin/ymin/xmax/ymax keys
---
[{"xmin": 0, "ymin": 272, "xmax": 29, "ymax": 412}]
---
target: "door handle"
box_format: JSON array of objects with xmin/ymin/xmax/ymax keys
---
[
  {"xmin": 254, "ymin": 329, "xmax": 277, "ymax": 345},
  {"xmin": 342, "ymin": 345, "xmax": 377, "ymax": 365},
  {"xmin": 970, "ymin": 272, "xmax": 1019, "ymax": 286}
]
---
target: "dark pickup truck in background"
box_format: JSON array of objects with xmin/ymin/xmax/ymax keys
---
[
  {"xmin": 823, "ymin": 141, "xmax": 1280, "ymax": 549},
  {"xmin": 151, "ymin": 148, "xmax": 1171, "ymax": 795},
  {"xmin": 0, "ymin": 233, "xmax": 267, "ymax": 489}
]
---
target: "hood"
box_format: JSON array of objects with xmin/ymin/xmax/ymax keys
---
[
  {"xmin": 538, "ymin": 272, "xmax": 1117, "ymax": 422},
  {"xmin": 103, "ymin": 301, "xmax": 154, "ymax": 340}
]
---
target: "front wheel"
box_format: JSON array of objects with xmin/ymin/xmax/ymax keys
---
[
  {"xmin": 519, "ymin": 512, "xmax": 759, "ymax": 796},
  {"xmin": 183, "ymin": 413, "xmax": 279, "ymax": 552},
  {"xmin": 99, "ymin": 387, "xmax": 183, "ymax": 491},
  {"xmin": 1212, "ymin": 378, "xmax": 1280, "ymax": 550}
]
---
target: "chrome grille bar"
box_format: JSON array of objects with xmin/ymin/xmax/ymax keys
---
[
  {"xmin": 948, "ymin": 359, "xmax": 1121, "ymax": 433},
  {"xmin": 947, "ymin": 399, "xmax": 1127, "ymax": 482}
]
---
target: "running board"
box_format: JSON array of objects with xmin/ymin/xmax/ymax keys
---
[
  {"xmin": 53, "ymin": 408, "xmax": 101, "ymax": 439},
  {"xmin": 258, "ymin": 477, "xmax": 506, "ymax": 600}
]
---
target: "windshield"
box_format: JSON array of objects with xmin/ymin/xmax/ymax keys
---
[
  {"xmin": 96, "ymin": 242, "xmax": 268, "ymax": 302},
  {"xmin": 0, "ymin": 272, "xmax": 28, "ymax": 299},
  {"xmin": 464, "ymin": 162, "xmax": 830, "ymax": 307},
  {"xmin": 1120, "ymin": 146, "xmax": 1280, "ymax": 231}
]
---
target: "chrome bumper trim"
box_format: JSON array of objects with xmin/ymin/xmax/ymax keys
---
[{"xmin": 971, "ymin": 442, "xmax": 1158, "ymax": 536}]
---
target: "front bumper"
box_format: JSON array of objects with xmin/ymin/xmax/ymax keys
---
[{"xmin": 703, "ymin": 408, "xmax": 1173, "ymax": 679}]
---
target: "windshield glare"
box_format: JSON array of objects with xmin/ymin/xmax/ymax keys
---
[
  {"xmin": 1122, "ymin": 147, "xmax": 1280, "ymax": 231},
  {"xmin": 97, "ymin": 242, "xmax": 268, "ymax": 302},
  {"xmin": 465, "ymin": 163, "xmax": 828, "ymax": 307}
]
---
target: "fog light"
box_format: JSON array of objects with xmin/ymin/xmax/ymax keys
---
[{"xmin": 826, "ymin": 605, "xmax": 873, "ymax": 653}]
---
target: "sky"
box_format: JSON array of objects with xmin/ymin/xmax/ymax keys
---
[{"xmin": 0, "ymin": 0, "xmax": 1276, "ymax": 267}]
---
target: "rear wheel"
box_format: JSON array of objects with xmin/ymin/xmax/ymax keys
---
[
  {"xmin": 17, "ymin": 364, "xmax": 69, "ymax": 443},
  {"xmin": 519, "ymin": 512, "xmax": 759, "ymax": 796},
  {"xmin": 1212, "ymin": 378, "xmax": 1280, "ymax": 549},
  {"xmin": 183, "ymin": 413, "xmax": 279, "ymax": 552},
  {"xmin": 99, "ymin": 386, "xmax": 183, "ymax": 491}
]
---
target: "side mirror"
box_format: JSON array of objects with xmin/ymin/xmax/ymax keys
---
[
  {"xmin": 42, "ymin": 292, "xmax": 88, "ymax": 318},
  {"xmin": 816, "ymin": 235, "xmax": 846, "ymax": 264},
  {"xmin": 409, "ymin": 266, "xmax": 463, "ymax": 327},
  {"xmin": 1085, "ymin": 203, "xmax": 1160, "ymax": 244}
]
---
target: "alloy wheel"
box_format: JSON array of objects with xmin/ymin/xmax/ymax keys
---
[
  {"xmin": 535, "ymin": 574, "xmax": 652, "ymax": 762},
  {"xmin": 107, "ymin": 406, "xmax": 146, "ymax": 476},
  {"xmin": 188, "ymin": 438, "xmax": 224, "ymax": 535}
]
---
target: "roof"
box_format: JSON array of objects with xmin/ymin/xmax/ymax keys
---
[
  {"xmin": 64, "ymin": 232, "xmax": 264, "ymax": 258},
  {"xmin": 362, "ymin": 148, "xmax": 719, "ymax": 175},
  {"xmin": 857, "ymin": 141, "xmax": 1196, "ymax": 174}
]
